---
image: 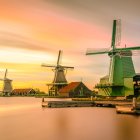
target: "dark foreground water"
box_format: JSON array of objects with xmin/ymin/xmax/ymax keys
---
[{"xmin": 0, "ymin": 97, "xmax": 140, "ymax": 140}]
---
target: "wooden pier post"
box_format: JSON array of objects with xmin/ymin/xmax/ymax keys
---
[
  {"xmin": 42, "ymin": 97, "xmax": 44, "ymax": 102},
  {"xmin": 132, "ymin": 97, "xmax": 136, "ymax": 108}
]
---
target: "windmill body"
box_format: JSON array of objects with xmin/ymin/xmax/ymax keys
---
[
  {"xmin": 53, "ymin": 66, "xmax": 67, "ymax": 83},
  {"xmin": 42, "ymin": 50, "xmax": 74, "ymax": 96},
  {"xmin": 0, "ymin": 69, "xmax": 13, "ymax": 95},
  {"xmin": 86, "ymin": 20, "xmax": 140, "ymax": 97},
  {"xmin": 3, "ymin": 78, "xmax": 13, "ymax": 94}
]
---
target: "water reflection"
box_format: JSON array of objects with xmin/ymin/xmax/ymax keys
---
[
  {"xmin": 0, "ymin": 97, "xmax": 140, "ymax": 140},
  {"xmin": 116, "ymin": 115, "xmax": 140, "ymax": 140},
  {"xmin": 54, "ymin": 109, "xmax": 69, "ymax": 140}
]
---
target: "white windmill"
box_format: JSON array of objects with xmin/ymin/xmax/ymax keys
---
[{"xmin": 0, "ymin": 69, "xmax": 13, "ymax": 95}]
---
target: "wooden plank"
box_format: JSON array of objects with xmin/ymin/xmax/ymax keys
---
[
  {"xmin": 42, "ymin": 101, "xmax": 95, "ymax": 108},
  {"xmin": 42, "ymin": 98, "xmax": 140, "ymax": 109}
]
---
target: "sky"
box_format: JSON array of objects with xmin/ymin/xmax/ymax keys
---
[{"xmin": 0, "ymin": 0, "xmax": 140, "ymax": 92}]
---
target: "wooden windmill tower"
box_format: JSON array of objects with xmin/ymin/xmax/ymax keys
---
[
  {"xmin": 42, "ymin": 50, "xmax": 74, "ymax": 96},
  {"xmin": 0, "ymin": 69, "xmax": 13, "ymax": 95},
  {"xmin": 86, "ymin": 20, "xmax": 140, "ymax": 97}
]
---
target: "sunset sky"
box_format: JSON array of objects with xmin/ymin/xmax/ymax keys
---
[{"xmin": 0, "ymin": 0, "xmax": 140, "ymax": 92}]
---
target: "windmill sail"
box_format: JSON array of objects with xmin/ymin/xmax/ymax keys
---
[
  {"xmin": 4, "ymin": 69, "xmax": 7, "ymax": 79},
  {"xmin": 41, "ymin": 64, "xmax": 56, "ymax": 67},
  {"xmin": 111, "ymin": 20, "xmax": 117, "ymax": 49},
  {"xmin": 86, "ymin": 48, "xmax": 110, "ymax": 55},
  {"xmin": 57, "ymin": 50, "xmax": 62, "ymax": 65},
  {"xmin": 115, "ymin": 19, "xmax": 121, "ymax": 46},
  {"xmin": 86, "ymin": 20, "xmax": 122, "ymax": 56}
]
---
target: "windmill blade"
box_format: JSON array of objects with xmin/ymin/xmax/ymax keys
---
[
  {"xmin": 41, "ymin": 64, "xmax": 56, "ymax": 68},
  {"xmin": 111, "ymin": 20, "xmax": 117, "ymax": 50},
  {"xmin": 4, "ymin": 69, "xmax": 7, "ymax": 79},
  {"xmin": 115, "ymin": 19, "xmax": 121, "ymax": 47},
  {"xmin": 119, "ymin": 51, "xmax": 140, "ymax": 57},
  {"xmin": 116, "ymin": 46, "xmax": 140, "ymax": 51},
  {"xmin": 0, "ymin": 78, "xmax": 4, "ymax": 81},
  {"xmin": 62, "ymin": 66, "xmax": 74, "ymax": 69},
  {"xmin": 111, "ymin": 19, "xmax": 121, "ymax": 49},
  {"xmin": 86, "ymin": 48, "xmax": 110, "ymax": 55},
  {"xmin": 57, "ymin": 50, "xmax": 62, "ymax": 65}
]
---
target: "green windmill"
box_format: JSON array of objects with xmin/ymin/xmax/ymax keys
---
[{"xmin": 86, "ymin": 20, "xmax": 140, "ymax": 97}]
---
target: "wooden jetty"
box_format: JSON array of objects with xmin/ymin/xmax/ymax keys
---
[
  {"xmin": 42, "ymin": 98, "xmax": 134, "ymax": 108},
  {"xmin": 116, "ymin": 105, "xmax": 140, "ymax": 115},
  {"xmin": 116, "ymin": 98, "xmax": 140, "ymax": 115},
  {"xmin": 94, "ymin": 100, "xmax": 132, "ymax": 107},
  {"xmin": 42, "ymin": 100, "xmax": 95, "ymax": 108}
]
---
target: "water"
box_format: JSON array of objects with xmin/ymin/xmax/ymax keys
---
[{"xmin": 0, "ymin": 97, "xmax": 140, "ymax": 140}]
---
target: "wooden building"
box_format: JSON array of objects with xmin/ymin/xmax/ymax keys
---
[
  {"xmin": 11, "ymin": 88, "xmax": 36, "ymax": 96},
  {"xmin": 59, "ymin": 82, "xmax": 92, "ymax": 97}
]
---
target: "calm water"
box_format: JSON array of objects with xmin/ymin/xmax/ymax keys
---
[{"xmin": 0, "ymin": 97, "xmax": 140, "ymax": 140}]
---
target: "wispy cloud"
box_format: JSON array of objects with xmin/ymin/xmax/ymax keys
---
[
  {"xmin": 0, "ymin": 0, "xmax": 140, "ymax": 91},
  {"xmin": 0, "ymin": 31, "xmax": 53, "ymax": 52}
]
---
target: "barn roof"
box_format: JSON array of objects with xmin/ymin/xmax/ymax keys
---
[
  {"xmin": 12, "ymin": 88, "xmax": 34, "ymax": 93},
  {"xmin": 59, "ymin": 82, "xmax": 81, "ymax": 93}
]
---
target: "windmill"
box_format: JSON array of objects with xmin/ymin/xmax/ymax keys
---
[
  {"xmin": 86, "ymin": 20, "xmax": 140, "ymax": 97},
  {"xmin": 0, "ymin": 69, "xmax": 13, "ymax": 95},
  {"xmin": 42, "ymin": 50, "xmax": 74, "ymax": 96}
]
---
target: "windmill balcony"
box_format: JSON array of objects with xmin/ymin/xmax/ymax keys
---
[{"xmin": 95, "ymin": 83, "xmax": 123, "ymax": 88}]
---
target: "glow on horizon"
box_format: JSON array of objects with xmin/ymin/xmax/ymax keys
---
[{"xmin": 0, "ymin": 47, "xmax": 55, "ymax": 64}]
